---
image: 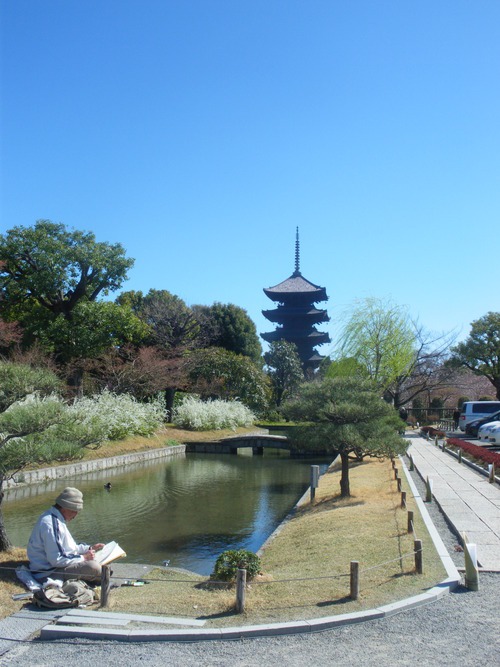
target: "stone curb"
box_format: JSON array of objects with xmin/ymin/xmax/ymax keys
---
[{"xmin": 4, "ymin": 445, "xmax": 186, "ymax": 491}]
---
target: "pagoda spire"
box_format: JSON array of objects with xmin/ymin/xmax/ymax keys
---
[
  {"xmin": 262, "ymin": 229, "xmax": 331, "ymax": 372},
  {"xmin": 294, "ymin": 227, "xmax": 300, "ymax": 276}
]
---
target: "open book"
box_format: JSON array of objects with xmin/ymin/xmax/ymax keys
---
[{"xmin": 94, "ymin": 541, "xmax": 126, "ymax": 566}]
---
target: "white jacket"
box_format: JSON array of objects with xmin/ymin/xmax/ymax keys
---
[{"xmin": 27, "ymin": 507, "xmax": 90, "ymax": 576}]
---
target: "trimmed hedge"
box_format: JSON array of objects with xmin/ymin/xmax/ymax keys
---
[{"xmin": 446, "ymin": 438, "xmax": 500, "ymax": 467}]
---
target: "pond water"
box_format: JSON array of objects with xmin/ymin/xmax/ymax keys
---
[{"xmin": 3, "ymin": 451, "xmax": 329, "ymax": 575}]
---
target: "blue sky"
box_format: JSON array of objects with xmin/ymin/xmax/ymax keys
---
[{"xmin": 1, "ymin": 1, "xmax": 499, "ymax": 355}]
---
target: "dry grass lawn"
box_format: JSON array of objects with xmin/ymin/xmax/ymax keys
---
[
  {"xmin": 0, "ymin": 453, "xmax": 447, "ymax": 626},
  {"xmin": 106, "ymin": 456, "xmax": 447, "ymax": 626}
]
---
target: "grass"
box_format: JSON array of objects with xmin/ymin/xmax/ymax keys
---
[{"xmin": 0, "ymin": 439, "xmax": 448, "ymax": 626}]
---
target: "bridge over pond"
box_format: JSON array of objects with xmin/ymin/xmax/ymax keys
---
[{"xmin": 185, "ymin": 434, "xmax": 291, "ymax": 455}]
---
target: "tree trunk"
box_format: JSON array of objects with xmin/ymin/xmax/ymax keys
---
[
  {"xmin": 0, "ymin": 487, "xmax": 12, "ymax": 552},
  {"xmin": 67, "ymin": 367, "xmax": 84, "ymax": 399},
  {"xmin": 165, "ymin": 387, "xmax": 176, "ymax": 423},
  {"xmin": 340, "ymin": 452, "xmax": 350, "ymax": 497}
]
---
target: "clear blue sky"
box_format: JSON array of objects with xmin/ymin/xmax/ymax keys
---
[{"xmin": 1, "ymin": 1, "xmax": 499, "ymax": 354}]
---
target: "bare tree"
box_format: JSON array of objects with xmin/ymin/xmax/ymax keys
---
[{"xmin": 384, "ymin": 323, "xmax": 458, "ymax": 409}]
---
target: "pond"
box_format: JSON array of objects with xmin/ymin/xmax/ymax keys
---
[{"xmin": 3, "ymin": 451, "xmax": 330, "ymax": 575}]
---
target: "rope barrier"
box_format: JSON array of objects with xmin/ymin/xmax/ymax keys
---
[{"xmin": 358, "ymin": 550, "xmax": 419, "ymax": 574}]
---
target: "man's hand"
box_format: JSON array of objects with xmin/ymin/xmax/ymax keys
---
[
  {"xmin": 83, "ymin": 549, "xmax": 95, "ymax": 561},
  {"xmin": 92, "ymin": 543, "xmax": 105, "ymax": 550}
]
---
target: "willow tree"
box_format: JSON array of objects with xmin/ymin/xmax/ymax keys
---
[
  {"xmin": 283, "ymin": 377, "xmax": 406, "ymax": 497},
  {"xmin": 336, "ymin": 298, "xmax": 416, "ymax": 398}
]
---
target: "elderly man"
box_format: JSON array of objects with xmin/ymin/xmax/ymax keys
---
[{"xmin": 27, "ymin": 487, "xmax": 105, "ymax": 583}]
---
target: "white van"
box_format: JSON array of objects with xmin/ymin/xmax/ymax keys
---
[{"xmin": 459, "ymin": 401, "xmax": 500, "ymax": 431}]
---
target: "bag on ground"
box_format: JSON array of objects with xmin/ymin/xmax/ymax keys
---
[{"xmin": 32, "ymin": 580, "xmax": 97, "ymax": 609}]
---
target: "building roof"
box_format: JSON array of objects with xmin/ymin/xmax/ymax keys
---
[
  {"xmin": 262, "ymin": 306, "xmax": 330, "ymax": 324},
  {"xmin": 263, "ymin": 271, "xmax": 328, "ymax": 302}
]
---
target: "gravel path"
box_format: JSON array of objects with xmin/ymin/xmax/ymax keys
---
[
  {"xmin": 1, "ymin": 573, "xmax": 499, "ymax": 666},
  {"xmin": 2, "ymin": 453, "xmax": 499, "ymax": 666}
]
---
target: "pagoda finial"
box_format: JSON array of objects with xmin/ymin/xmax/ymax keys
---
[{"xmin": 294, "ymin": 227, "xmax": 300, "ymax": 275}]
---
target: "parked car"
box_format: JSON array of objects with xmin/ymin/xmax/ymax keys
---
[
  {"xmin": 487, "ymin": 423, "xmax": 500, "ymax": 444},
  {"xmin": 465, "ymin": 409, "xmax": 500, "ymax": 437},
  {"xmin": 478, "ymin": 421, "xmax": 500, "ymax": 441},
  {"xmin": 459, "ymin": 401, "xmax": 500, "ymax": 431}
]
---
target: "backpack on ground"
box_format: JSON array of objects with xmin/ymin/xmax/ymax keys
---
[{"xmin": 32, "ymin": 580, "xmax": 98, "ymax": 609}]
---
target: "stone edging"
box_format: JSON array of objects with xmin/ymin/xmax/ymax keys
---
[{"xmin": 4, "ymin": 445, "xmax": 186, "ymax": 490}]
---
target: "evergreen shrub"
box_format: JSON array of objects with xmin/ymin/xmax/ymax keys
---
[{"xmin": 211, "ymin": 549, "xmax": 261, "ymax": 582}]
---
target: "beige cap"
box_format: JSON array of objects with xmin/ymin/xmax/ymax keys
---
[{"xmin": 55, "ymin": 487, "xmax": 83, "ymax": 512}]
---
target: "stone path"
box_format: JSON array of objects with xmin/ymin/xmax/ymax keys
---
[{"xmin": 406, "ymin": 432, "xmax": 500, "ymax": 571}]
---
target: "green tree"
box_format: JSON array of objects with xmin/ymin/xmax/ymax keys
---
[
  {"xmin": 0, "ymin": 361, "xmax": 106, "ymax": 550},
  {"xmin": 39, "ymin": 301, "xmax": 148, "ymax": 361},
  {"xmin": 192, "ymin": 303, "xmax": 262, "ymax": 363},
  {"xmin": 337, "ymin": 298, "xmax": 415, "ymax": 396},
  {"xmin": 119, "ymin": 289, "xmax": 200, "ymax": 350},
  {"xmin": 324, "ymin": 357, "xmax": 369, "ymax": 380},
  {"xmin": 0, "ymin": 220, "xmax": 134, "ymax": 324},
  {"xmin": 117, "ymin": 289, "xmax": 201, "ymax": 420},
  {"xmin": 0, "ymin": 221, "xmax": 136, "ymax": 389},
  {"xmin": 448, "ymin": 312, "xmax": 500, "ymax": 399},
  {"xmin": 282, "ymin": 377, "xmax": 406, "ymax": 497},
  {"xmin": 186, "ymin": 347, "xmax": 270, "ymax": 414},
  {"xmin": 264, "ymin": 340, "xmax": 304, "ymax": 408}
]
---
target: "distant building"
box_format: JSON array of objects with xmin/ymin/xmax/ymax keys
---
[{"xmin": 261, "ymin": 228, "xmax": 330, "ymax": 372}]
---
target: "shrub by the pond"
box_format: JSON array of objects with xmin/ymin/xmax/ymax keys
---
[
  {"xmin": 173, "ymin": 396, "xmax": 255, "ymax": 431},
  {"xmin": 211, "ymin": 549, "xmax": 262, "ymax": 582},
  {"xmin": 73, "ymin": 390, "xmax": 164, "ymax": 440}
]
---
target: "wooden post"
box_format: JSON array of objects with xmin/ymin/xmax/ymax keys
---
[
  {"xmin": 397, "ymin": 478, "xmax": 402, "ymax": 492},
  {"xmin": 441, "ymin": 440, "xmax": 446, "ymax": 452},
  {"xmin": 393, "ymin": 467, "xmax": 398, "ymax": 480},
  {"xmin": 489, "ymin": 464, "xmax": 495, "ymax": 484},
  {"xmin": 350, "ymin": 560, "xmax": 359, "ymax": 600},
  {"xmin": 414, "ymin": 539, "xmax": 423, "ymax": 574},
  {"xmin": 409, "ymin": 454, "xmax": 414, "ymax": 471},
  {"xmin": 401, "ymin": 490, "xmax": 407, "ymax": 508},
  {"xmin": 310, "ymin": 465, "xmax": 320, "ymax": 502},
  {"xmin": 236, "ymin": 568, "xmax": 247, "ymax": 613},
  {"xmin": 434, "ymin": 435, "xmax": 438, "ymax": 447},
  {"xmin": 458, "ymin": 449, "xmax": 462, "ymax": 464},
  {"xmin": 100, "ymin": 565, "xmax": 111, "ymax": 608},
  {"xmin": 391, "ymin": 459, "xmax": 396, "ymax": 469},
  {"xmin": 407, "ymin": 510, "xmax": 414, "ymax": 533},
  {"xmin": 464, "ymin": 543, "xmax": 479, "ymax": 591},
  {"xmin": 425, "ymin": 476, "xmax": 433, "ymax": 502}
]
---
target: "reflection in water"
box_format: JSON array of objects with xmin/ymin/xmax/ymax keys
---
[{"xmin": 4, "ymin": 452, "xmax": 329, "ymax": 575}]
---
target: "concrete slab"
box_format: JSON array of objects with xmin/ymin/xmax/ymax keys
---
[
  {"xmin": 57, "ymin": 615, "xmax": 130, "ymax": 626},
  {"xmin": 64, "ymin": 608, "xmax": 206, "ymax": 626}
]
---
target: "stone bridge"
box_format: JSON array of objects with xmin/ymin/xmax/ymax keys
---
[{"xmin": 185, "ymin": 434, "xmax": 290, "ymax": 455}]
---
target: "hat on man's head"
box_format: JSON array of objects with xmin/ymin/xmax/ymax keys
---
[{"xmin": 55, "ymin": 487, "xmax": 83, "ymax": 512}]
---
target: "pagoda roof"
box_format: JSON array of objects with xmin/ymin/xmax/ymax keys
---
[
  {"xmin": 261, "ymin": 329, "xmax": 331, "ymax": 344},
  {"xmin": 262, "ymin": 306, "xmax": 330, "ymax": 323},
  {"xmin": 263, "ymin": 271, "xmax": 328, "ymax": 302}
]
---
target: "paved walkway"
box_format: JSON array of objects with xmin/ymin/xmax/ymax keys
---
[{"xmin": 407, "ymin": 432, "xmax": 500, "ymax": 571}]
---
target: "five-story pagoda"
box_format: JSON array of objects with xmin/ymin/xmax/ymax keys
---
[{"xmin": 261, "ymin": 229, "xmax": 330, "ymax": 372}]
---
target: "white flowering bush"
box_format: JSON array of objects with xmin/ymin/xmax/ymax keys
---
[
  {"xmin": 72, "ymin": 390, "xmax": 165, "ymax": 440},
  {"xmin": 173, "ymin": 395, "xmax": 255, "ymax": 431}
]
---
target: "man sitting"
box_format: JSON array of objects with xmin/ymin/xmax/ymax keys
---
[{"xmin": 27, "ymin": 487, "xmax": 105, "ymax": 583}]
